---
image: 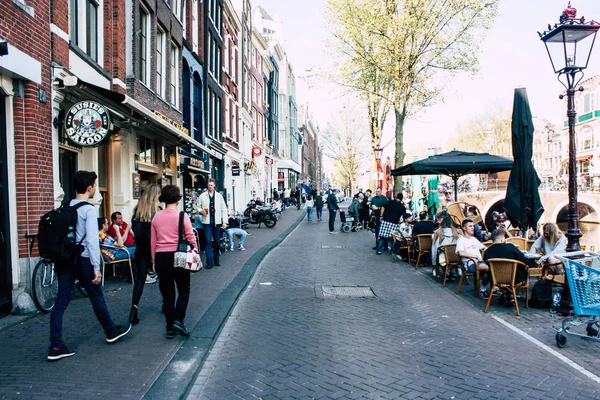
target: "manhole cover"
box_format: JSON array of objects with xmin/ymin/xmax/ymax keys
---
[{"xmin": 315, "ymin": 285, "xmax": 376, "ymax": 299}]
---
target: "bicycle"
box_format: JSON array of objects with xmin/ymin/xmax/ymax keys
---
[{"xmin": 26, "ymin": 234, "xmax": 87, "ymax": 313}]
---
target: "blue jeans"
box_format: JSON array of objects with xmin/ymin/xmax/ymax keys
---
[
  {"xmin": 377, "ymin": 237, "xmax": 389, "ymax": 253},
  {"xmin": 203, "ymin": 223, "xmax": 222, "ymax": 265},
  {"xmin": 50, "ymin": 257, "xmax": 116, "ymax": 348},
  {"xmin": 306, "ymin": 206, "xmax": 314, "ymax": 221},
  {"xmin": 316, "ymin": 206, "xmax": 323, "ymax": 220},
  {"xmin": 227, "ymin": 228, "xmax": 247, "ymax": 248}
]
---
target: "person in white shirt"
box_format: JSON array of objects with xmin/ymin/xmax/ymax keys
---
[
  {"xmin": 456, "ymin": 218, "xmax": 490, "ymax": 297},
  {"xmin": 399, "ymin": 213, "xmax": 413, "ymax": 238}
]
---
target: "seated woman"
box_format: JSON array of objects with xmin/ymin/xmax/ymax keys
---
[
  {"xmin": 530, "ymin": 222, "xmax": 567, "ymax": 272},
  {"xmin": 431, "ymin": 216, "xmax": 460, "ymax": 265},
  {"xmin": 98, "ymin": 217, "xmax": 131, "ymax": 262}
]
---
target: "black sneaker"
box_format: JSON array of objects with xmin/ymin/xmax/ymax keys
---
[
  {"xmin": 172, "ymin": 320, "xmax": 190, "ymax": 337},
  {"xmin": 166, "ymin": 329, "xmax": 177, "ymax": 339},
  {"xmin": 47, "ymin": 344, "xmax": 75, "ymax": 361},
  {"xmin": 106, "ymin": 323, "xmax": 132, "ymax": 343},
  {"xmin": 587, "ymin": 324, "xmax": 599, "ymax": 337}
]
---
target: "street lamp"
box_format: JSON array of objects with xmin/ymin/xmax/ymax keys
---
[
  {"xmin": 539, "ymin": 2, "xmax": 599, "ymax": 252},
  {"xmin": 374, "ymin": 144, "xmax": 384, "ymax": 190}
]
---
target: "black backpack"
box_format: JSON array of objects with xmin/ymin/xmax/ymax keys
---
[
  {"xmin": 38, "ymin": 202, "xmax": 91, "ymax": 262},
  {"xmin": 529, "ymin": 280, "xmax": 553, "ymax": 308}
]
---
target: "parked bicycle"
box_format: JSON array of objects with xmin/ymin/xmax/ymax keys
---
[{"xmin": 27, "ymin": 234, "xmax": 87, "ymax": 313}]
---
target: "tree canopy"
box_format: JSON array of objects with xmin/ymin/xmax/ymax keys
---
[{"xmin": 324, "ymin": 0, "xmax": 499, "ymax": 188}]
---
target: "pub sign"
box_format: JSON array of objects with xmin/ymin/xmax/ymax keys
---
[{"xmin": 64, "ymin": 100, "xmax": 112, "ymax": 147}]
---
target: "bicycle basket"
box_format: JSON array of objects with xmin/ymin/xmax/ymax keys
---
[{"xmin": 563, "ymin": 259, "xmax": 600, "ymax": 317}]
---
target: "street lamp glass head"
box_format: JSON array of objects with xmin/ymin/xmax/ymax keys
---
[
  {"xmin": 373, "ymin": 145, "xmax": 383, "ymax": 160},
  {"xmin": 540, "ymin": 12, "xmax": 599, "ymax": 73}
]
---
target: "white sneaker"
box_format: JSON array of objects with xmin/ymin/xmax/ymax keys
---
[
  {"xmin": 230, "ymin": 246, "xmax": 234, "ymax": 251},
  {"xmin": 145, "ymin": 274, "xmax": 157, "ymax": 284},
  {"xmin": 239, "ymin": 246, "xmax": 246, "ymax": 251}
]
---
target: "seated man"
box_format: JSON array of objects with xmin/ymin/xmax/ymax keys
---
[
  {"xmin": 484, "ymin": 228, "xmax": 531, "ymax": 284},
  {"xmin": 226, "ymin": 211, "xmax": 248, "ymax": 251},
  {"xmin": 98, "ymin": 217, "xmax": 130, "ymax": 262},
  {"xmin": 412, "ymin": 211, "xmax": 436, "ymax": 249},
  {"xmin": 399, "ymin": 213, "xmax": 413, "ymax": 238},
  {"xmin": 464, "ymin": 207, "xmax": 484, "ymax": 241},
  {"xmin": 456, "ymin": 218, "xmax": 490, "ymax": 297},
  {"xmin": 107, "ymin": 211, "xmax": 136, "ymax": 259}
]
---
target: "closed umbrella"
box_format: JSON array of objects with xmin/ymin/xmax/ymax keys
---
[
  {"xmin": 426, "ymin": 175, "xmax": 440, "ymax": 217},
  {"xmin": 503, "ymin": 88, "xmax": 544, "ymax": 232}
]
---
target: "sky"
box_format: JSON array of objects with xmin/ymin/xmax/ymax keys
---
[{"xmin": 255, "ymin": 0, "xmax": 600, "ymax": 168}]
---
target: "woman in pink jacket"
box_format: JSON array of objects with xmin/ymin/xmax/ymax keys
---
[{"xmin": 151, "ymin": 185, "xmax": 197, "ymax": 339}]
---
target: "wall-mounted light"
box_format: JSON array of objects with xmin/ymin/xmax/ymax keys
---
[{"xmin": 134, "ymin": 154, "xmax": 139, "ymax": 172}]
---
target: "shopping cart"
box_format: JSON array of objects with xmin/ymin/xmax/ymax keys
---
[{"xmin": 553, "ymin": 251, "xmax": 600, "ymax": 348}]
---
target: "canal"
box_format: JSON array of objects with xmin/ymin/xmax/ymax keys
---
[{"xmin": 558, "ymin": 221, "xmax": 600, "ymax": 249}]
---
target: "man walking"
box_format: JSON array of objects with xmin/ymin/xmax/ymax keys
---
[
  {"xmin": 370, "ymin": 187, "xmax": 388, "ymax": 250},
  {"xmin": 48, "ymin": 171, "xmax": 131, "ymax": 361},
  {"xmin": 197, "ymin": 178, "xmax": 228, "ymax": 268},
  {"xmin": 326, "ymin": 189, "xmax": 340, "ymax": 234}
]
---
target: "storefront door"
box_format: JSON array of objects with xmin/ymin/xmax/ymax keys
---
[
  {"xmin": 0, "ymin": 96, "xmax": 12, "ymax": 316},
  {"xmin": 59, "ymin": 148, "xmax": 78, "ymax": 205}
]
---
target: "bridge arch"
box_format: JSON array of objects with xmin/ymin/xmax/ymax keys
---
[{"xmin": 551, "ymin": 199, "xmax": 599, "ymax": 224}]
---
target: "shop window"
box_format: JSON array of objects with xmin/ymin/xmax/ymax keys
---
[{"xmin": 97, "ymin": 143, "xmax": 110, "ymax": 218}]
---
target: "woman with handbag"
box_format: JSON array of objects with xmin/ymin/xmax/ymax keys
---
[
  {"xmin": 151, "ymin": 185, "xmax": 198, "ymax": 339},
  {"xmin": 129, "ymin": 183, "xmax": 161, "ymax": 325}
]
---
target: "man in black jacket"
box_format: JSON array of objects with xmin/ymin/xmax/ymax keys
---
[{"xmin": 327, "ymin": 189, "xmax": 340, "ymax": 233}]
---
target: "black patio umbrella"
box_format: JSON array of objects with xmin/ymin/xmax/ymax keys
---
[
  {"xmin": 503, "ymin": 88, "xmax": 544, "ymax": 232},
  {"xmin": 391, "ymin": 150, "xmax": 513, "ymax": 200}
]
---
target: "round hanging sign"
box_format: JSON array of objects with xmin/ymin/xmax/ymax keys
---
[
  {"xmin": 252, "ymin": 146, "xmax": 262, "ymax": 157},
  {"xmin": 64, "ymin": 100, "xmax": 112, "ymax": 147},
  {"xmin": 265, "ymin": 158, "xmax": 274, "ymax": 165}
]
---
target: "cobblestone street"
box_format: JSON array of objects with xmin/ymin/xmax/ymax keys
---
[{"xmin": 189, "ymin": 215, "xmax": 600, "ymax": 399}]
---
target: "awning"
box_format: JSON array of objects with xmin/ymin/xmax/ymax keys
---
[
  {"xmin": 60, "ymin": 76, "xmax": 221, "ymax": 158},
  {"xmin": 276, "ymin": 159, "xmax": 301, "ymax": 173}
]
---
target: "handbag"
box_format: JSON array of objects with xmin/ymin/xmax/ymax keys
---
[{"xmin": 174, "ymin": 212, "xmax": 202, "ymax": 272}]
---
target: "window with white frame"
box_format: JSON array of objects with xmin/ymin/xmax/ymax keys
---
[
  {"xmin": 244, "ymin": 68, "xmax": 249, "ymax": 105},
  {"xmin": 170, "ymin": 43, "xmax": 180, "ymax": 108},
  {"xmin": 70, "ymin": 0, "xmax": 100, "ymax": 62},
  {"xmin": 157, "ymin": 28, "xmax": 166, "ymax": 98},
  {"xmin": 225, "ymin": 97, "xmax": 230, "ymax": 137},
  {"xmin": 192, "ymin": 0, "xmax": 199, "ymax": 53},
  {"xmin": 584, "ymin": 93, "xmax": 591, "ymax": 114},
  {"xmin": 251, "ymin": 77, "xmax": 256, "ymax": 104},
  {"xmin": 171, "ymin": 0, "xmax": 181, "ymax": 20},
  {"xmin": 224, "ymin": 34, "xmax": 230, "ymax": 73},
  {"xmin": 232, "ymin": 47, "xmax": 237, "ymax": 83},
  {"xmin": 139, "ymin": 6, "xmax": 151, "ymax": 85}
]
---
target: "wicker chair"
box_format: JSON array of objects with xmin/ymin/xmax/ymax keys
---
[
  {"xmin": 100, "ymin": 244, "xmax": 133, "ymax": 286},
  {"xmin": 506, "ymin": 236, "xmax": 534, "ymax": 252},
  {"xmin": 455, "ymin": 255, "xmax": 481, "ymax": 298},
  {"xmin": 484, "ymin": 258, "xmax": 529, "ymax": 316},
  {"xmin": 391, "ymin": 231, "xmax": 413, "ymax": 264},
  {"xmin": 434, "ymin": 243, "xmax": 461, "ymax": 287},
  {"xmin": 414, "ymin": 234, "xmax": 433, "ymax": 270}
]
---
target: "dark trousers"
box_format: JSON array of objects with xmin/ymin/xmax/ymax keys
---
[
  {"xmin": 50, "ymin": 257, "xmax": 116, "ymax": 348},
  {"xmin": 132, "ymin": 248, "xmax": 151, "ymax": 307},
  {"xmin": 328, "ymin": 209, "xmax": 337, "ymax": 232},
  {"xmin": 375, "ymin": 218, "xmax": 382, "ymax": 246},
  {"xmin": 155, "ymin": 252, "xmax": 191, "ymax": 330},
  {"xmin": 203, "ymin": 223, "xmax": 222, "ymax": 265},
  {"xmin": 316, "ymin": 206, "xmax": 323, "ymax": 220}
]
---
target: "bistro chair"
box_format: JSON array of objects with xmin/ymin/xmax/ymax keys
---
[
  {"xmin": 434, "ymin": 243, "xmax": 461, "ymax": 287},
  {"xmin": 391, "ymin": 231, "xmax": 413, "ymax": 264},
  {"xmin": 455, "ymin": 255, "xmax": 481, "ymax": 298},
  {"xmin": 506, "ymin": 236, "xmax": 535, "ymax": 252},
  {"xmin": 484, "ymin": 258, "xmax": 529, "ymax": 316},
  {"xmin": 99, "ymin": 244, "xmax": 133, "ymax": 286},
  {"xmin": 414, "ymin": 234, "xmax": 433, "ymax": 270}
]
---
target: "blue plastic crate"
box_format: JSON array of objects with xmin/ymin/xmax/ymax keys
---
[{"xmin": 564, "ymin": 259, "xmax": 600, "ymax": 317}]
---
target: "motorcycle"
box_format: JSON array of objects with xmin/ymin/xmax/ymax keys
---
[{"xmin": 243, "ymin": 201, "xmax": 277, "ymax": 228}]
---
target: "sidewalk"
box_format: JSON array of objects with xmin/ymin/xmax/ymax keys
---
[
  {"xmin": 0, "ymin": 207, "xmax": 306, "ymax": 400},
  {"xmin": 188, "ymin": 216, "xmax": 600, "ymax": 399}
]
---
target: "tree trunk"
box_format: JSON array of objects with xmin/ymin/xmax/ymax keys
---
[{"xmin": 394, "ymin": 107, "xmax": 406, "ymax": 194}]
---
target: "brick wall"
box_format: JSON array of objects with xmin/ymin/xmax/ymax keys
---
[{"xmin": 1, "ymin": 1, "xmax": 54, "ymax": 257}]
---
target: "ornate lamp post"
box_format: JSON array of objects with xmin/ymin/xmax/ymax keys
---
[
  {"xmin": 539, "ymin": 3, "xmax": 599, "ymax": 252},
  {"xmin": 374, "ymin": 144, "xmax": 384, "ymax": 190}
]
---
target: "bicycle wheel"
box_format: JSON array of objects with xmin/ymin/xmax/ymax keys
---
[{"xmin": 32, "ymin": 259, "xmax": 58, "ymax": 313}]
